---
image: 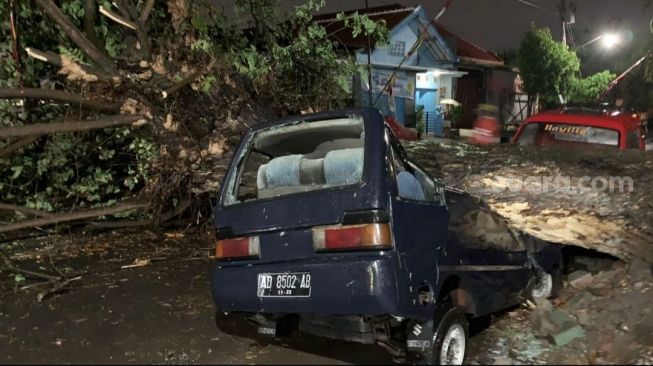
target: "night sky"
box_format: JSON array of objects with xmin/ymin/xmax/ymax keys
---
[{"xmin": 212, "ymin": 0, "xmax": 653, "ymax": 72}]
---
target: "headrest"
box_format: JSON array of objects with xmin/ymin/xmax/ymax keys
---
[{"xmin": 323, "ymin": 148, "xmax": 364, "ymax": 185}]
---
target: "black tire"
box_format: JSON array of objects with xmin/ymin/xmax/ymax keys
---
[{"xmin": 409, "ymin": 305, "xmax": 469, "ymax": 365}]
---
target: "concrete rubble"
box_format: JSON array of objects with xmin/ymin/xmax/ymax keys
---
[{"xmin": 466, "ymin": 254, "xmax": 653, "ymax": 365}]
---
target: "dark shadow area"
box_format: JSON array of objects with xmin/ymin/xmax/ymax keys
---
[
  {"xmin": 215, "ymin": 313, "xmax": 396, "ymax": 364},
  {"xmin": 562, "ymin": 245, "xmax": 620, "ymax": 275}
]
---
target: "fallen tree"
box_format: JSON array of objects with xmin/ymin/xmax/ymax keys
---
[
  {"xmin": 405, "ymin": 140, "xmax": 653, "ymax": 263},
  {"xmin": 0, "ymin": 0, "xmax": 387, "ymax": 235}
]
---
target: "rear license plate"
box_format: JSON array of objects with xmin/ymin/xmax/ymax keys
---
[{"xmin": 257, "ymin": 272, "xmax": 311, "ymax": 297}]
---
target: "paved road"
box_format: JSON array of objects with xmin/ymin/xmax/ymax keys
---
[{"xmin": 1, "ymin": 259, "xmax": 492, "ymax": 364}]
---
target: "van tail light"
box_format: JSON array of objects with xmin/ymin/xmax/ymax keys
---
[
  {"xmin": 312, "ymin": 223, "xmax": 393, "ymax": 252},
  {"xmin": 215, "ymin": 236, "xmax": 260, "ymax": 260}
]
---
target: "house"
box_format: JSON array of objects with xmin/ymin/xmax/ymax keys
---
[
  {"xmin": 314, "ymin": 4, "xmax": 466, "ymax": 135},
  {"xmin": 434, "ymin": 24, "xmax": 523, "ymax": 129}
]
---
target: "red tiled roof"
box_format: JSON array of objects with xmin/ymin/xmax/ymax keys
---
[
  {"xmin": 434, "ymin": 23, "xmax": 504, "ymax": 66},
  {"xmin": 314, "ymin": 3, "xmax": 415, "ymax": 49}
]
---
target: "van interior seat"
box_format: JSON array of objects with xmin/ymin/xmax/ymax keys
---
[
  {"xmin": 257, "ymin": 154, "xmax": 302, "ymax": 189},
  {"xmin": 323, "ymin": 148, "xmax": 364, "ymax": 185},
  {"xmin": 257, "ymin": 147, "xmax": 364, "ymax": 196}
]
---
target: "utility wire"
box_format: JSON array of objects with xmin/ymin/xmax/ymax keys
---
[{"xmin": 514, "ymin": 0, "xmax": 558, "ymax": 15}]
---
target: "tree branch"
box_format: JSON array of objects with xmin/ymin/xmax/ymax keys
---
[
  {"xmin": 140, "ymin": 0, "xmax": 155, "ymax": 24},
  {"xmin": 33, "ymin": 0, "xmax": 117, "ymax": 74},
  {"xmin": 88, "ymin": 199, "xmax": 191, "ymax": 228},
  {"xmin": 0, "ymin": 88, "xmax": 121, "ymax": 113},
  {"xmin": 25, "ymin": 47, "xmax": 110, "ymax": 81},
  {"xmin": 0, "ymin": 202, "xmax": 54, "ymax": 218},
  {"xmin": 0, "ymin": 251, "xmax": 62, "ymax": 281},
  {"xmin": 84, "ymin": 0, "xmax": 100, "ymax": 47},
  {"xmin": 0, "ymin": 200, "xmax": 149, "ymax": 233},
  {"xmin": 99, "ymin": 5, "xmax": 138, "ymax": 30},
  {"xmin": 0, "ymin": 115, "xmax": 147, "ymax": 138},
  {"xmin": 0, "ymin": 135, "xmax": 42, "ymax": 158},
  {"xmin": 99, "ymin": 3, "xmax": 150, "ymax": 57}
]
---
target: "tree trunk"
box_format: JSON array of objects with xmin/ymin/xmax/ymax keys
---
[{"xmin": 0, "ymin": 115, "xmax": 146, "ymax": 138}]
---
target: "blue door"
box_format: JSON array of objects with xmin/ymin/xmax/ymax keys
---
[{"xmin": 415, "ymin": 89, "xmax": 442, "ymax": 135}]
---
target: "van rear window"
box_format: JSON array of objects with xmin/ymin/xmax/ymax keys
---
[
  {"xmin": 517, "ymin": 122, "xmax": 619, "ymax": 148},
  {"xmin": 223, "ymin": 116, "xmax": 365, "ymax": 206}
]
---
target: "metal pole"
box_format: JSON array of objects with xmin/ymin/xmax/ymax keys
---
[
  {"xmin": 560, "ymin": 0, "xmax": 567, "ymax": 45},
  {"xmin": 365, "ymin": 0, "xmax": 373, "ymax": 107}
]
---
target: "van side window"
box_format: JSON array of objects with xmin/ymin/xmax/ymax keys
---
[
  {"xmin": 407, "ymin": 161, "xmax": 444, "ymax": 205},
  {"xmin": 388, "ymin": 140, "xmax": 441, "ymax": 204}
]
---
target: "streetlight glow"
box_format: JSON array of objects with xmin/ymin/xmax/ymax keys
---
[{"xmin": 600, "ymin": 33, "xmax": 620, "ymax": 49}]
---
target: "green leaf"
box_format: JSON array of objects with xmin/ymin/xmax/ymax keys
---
[
  {"xmin": 10, "ymin": 165, "xmax": 22, "ymax": 179},
  {"xmin": 191, "ymin": 14, "xmax": 208, "ymax": 33}
]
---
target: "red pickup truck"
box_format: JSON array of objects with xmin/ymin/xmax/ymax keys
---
[{"xmin": 512, "ymin": 108, "xmax": 646, "ymax": 150}]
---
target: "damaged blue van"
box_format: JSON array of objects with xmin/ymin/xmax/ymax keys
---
[{"xmin": 211, "ymin": 108, "xmax": 561, "ymax": 364}]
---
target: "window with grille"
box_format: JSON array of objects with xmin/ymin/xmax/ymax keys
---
[{"xmin": 388, "ymin": 41, "xmax": 406, "ymax": 56}]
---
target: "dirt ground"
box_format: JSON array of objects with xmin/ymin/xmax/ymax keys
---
[{"xmin": 1, "ymin": 229, "xmax": 652, "ymax": 365}]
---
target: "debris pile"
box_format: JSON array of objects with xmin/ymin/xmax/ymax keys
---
[
  {"xmin": 467, "ymin": 256, "xmax": 653, "ymax": 365},
  {"xmin": 405, "ymin": 140, "xmax": 653, "ymax": 263}
]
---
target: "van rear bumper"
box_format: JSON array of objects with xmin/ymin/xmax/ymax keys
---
[{"xmin": 211, "ymin": 254, "xmax": 402, "ymax": 315}]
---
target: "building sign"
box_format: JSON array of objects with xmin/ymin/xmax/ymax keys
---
[{"xmin": 361, "ymin": 69, "xmax": 414, "ymax": 99}]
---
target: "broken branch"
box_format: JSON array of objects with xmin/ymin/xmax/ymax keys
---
[
  {"xmin": 0, "ymin": 115, "xmax": 146, "ymax": 138},
  {"xmin": 0, "ymin": 200, "xmax": 149, "ymax": 233},
  {"xmin": 0, "ymin": 88, "xmax": 121, "ymax": 113},
  {"xmin": 33, "ymin": 0, "xmax": 117, "ymax": 74},
  {"xmin": 99, "ymin": 5, "xmax": 138, "ymax": 30},
  {"xmin": 25, "ymin": 47, "xmax": 110, "ymax": 80},
  {"xmin": 0, "ymin": 250, "xmax": 62, "ymax": 281}
]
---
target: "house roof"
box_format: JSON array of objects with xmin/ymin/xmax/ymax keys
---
[
  {"xmin": 314, "ymin": 3, "xmax": 415, "ymax": 50},
  {"xmin": 434, "ymin": 23, "xmax": 504, "ymax": 67}
]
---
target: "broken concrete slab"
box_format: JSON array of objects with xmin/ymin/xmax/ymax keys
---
[
  {"xmin": 530, "ymin": 298, "xmax": 557, "ymax": 337},
  {"xmin": 568, "ymin": 270, "xmax": 589, "ymax": 282},
  {"xmin": 550, "ymin": 325, "xmax": 585, "ymax": 347},
  {"xmin": 550, "ymin": 309, "xmax": 575, "ymax": 328},
  {"xmin": 575, "ymin": 309, "xmax": 591, "ymax": 326},
  {"xmin": 569, "ymin": 272, "xmax": 595, "ymax": 289},
  {"xmin": 565, "ymin": 290, "xmax": 597, "ymax": 311},
  {"xmin": 628, "ymin": 259, "xmax": 652, "ymax": 282},
  {"xmin": 589, "ymin": 283, "xmax": 613, "ymax": 297}
]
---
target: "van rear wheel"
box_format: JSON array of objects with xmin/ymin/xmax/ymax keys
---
[{"xmin": 408, "ymin": 306, "xmax": 468, "ymax": 365}]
